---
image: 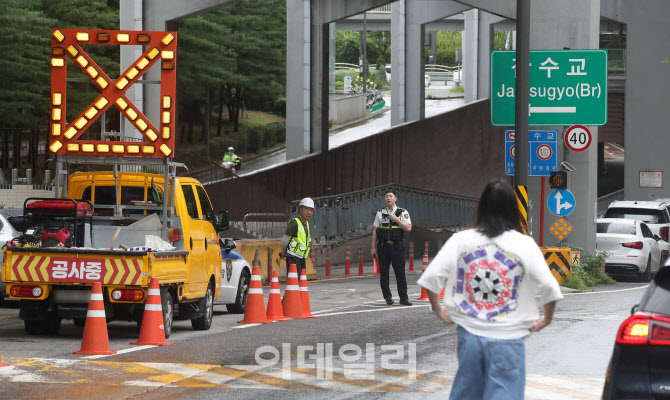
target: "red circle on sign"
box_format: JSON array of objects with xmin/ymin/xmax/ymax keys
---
[
  {"xmin": 507, "ymin": 131, "xmax": 515, "ymax": 141},
  {"xmin": 565, "ymin": 125, "xmax": 592, "ymax": 152},
  {"xmin": 537, "ymin": 144, "xmax": 552, "ymax": 160},
  {"xmin": 510, "ymin": 144, "xmax": 515, "ymax": 159}
]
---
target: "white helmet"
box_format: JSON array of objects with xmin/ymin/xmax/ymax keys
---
[
  {"xmin": 228, "ymin": 147, "xmax": 234, "ymax": 152},
  {"xmin": 299, "ymin": 197, "xmax": 315, "ymax": 209}
]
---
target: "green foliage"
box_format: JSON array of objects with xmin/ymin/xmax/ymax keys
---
[
  {"xmin": 264, "ymin": 122, "xmax": 285, "ymax": 143},
  {"xmin": 247, "ymin": 126, "xmax": 262, "ymax": 153},
  {"xmin": 0, "ymin": 0, "xmax": 118, "ymax": 129},
  {"xmin": 562, "ymin": 245, "xmax": 616, "ymax": 289},
  {"xmin": 335, "ymin": 81, "xmax": 344, "ymax": 90},
  {"xmin": 435, "ymin": 31, "xmax": 462, "ymax": 66},
  {"xmin": 450, "ymin": 85, "xmax": 465, "ymax": 93}
]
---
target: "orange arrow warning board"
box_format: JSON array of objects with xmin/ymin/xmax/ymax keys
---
[{"xmin": 50, "ymin": 29, "xmax": 176, "ymax": 158}]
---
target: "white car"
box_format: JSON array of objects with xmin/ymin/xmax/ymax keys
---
[
  {"xmin": 603, "ymin": 200, "xmax": 670, "ymax": 264},
  {"xmin": 596, "ymin": 218, "xmax": 663, "ymax": 281},
  {"xmin": 214, "ymin": 238, "xmax": 252, "ymax": 313}
]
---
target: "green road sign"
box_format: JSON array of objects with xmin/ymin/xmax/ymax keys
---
[{"xmin": 490, "ymin": 50, "xmax": 608, "ymax": 126}]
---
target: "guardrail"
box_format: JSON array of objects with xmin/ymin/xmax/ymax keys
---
[
  {"xmin": 288, "ymin": 184, "xmax": 477, "ymax": 240},
  {"xmin": 597, "ymin": 189, "xmax": 624, "ymax": 217}
]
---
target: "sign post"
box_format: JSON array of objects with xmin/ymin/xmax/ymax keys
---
[{"xmin": 491, "ymin": 50, "xmax": 608, "ymax": 126}]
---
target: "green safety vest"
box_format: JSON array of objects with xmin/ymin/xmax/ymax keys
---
[
  {"xmin": 223, "ymin": 154, "xmax": 239, "ymax": 162},
  {"xmin": 378, "ymin": 207, "xmax": 405, "ymax": 242},
  {"xmin": 287, "ymin": 218, "xmax": 311, "ymax": 258}
]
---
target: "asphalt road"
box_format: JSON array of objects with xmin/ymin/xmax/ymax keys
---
[{"xmin": 0, "ymin": 271, "xmax": 647, "ymax": 400}]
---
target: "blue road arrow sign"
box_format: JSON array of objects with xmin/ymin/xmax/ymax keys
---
[
  {"xmin": 547, "ymin": 189, "xmax": 576, "ymax": 216},
  {"xmin": 505, "ymin": 130, "xmax": 558, "ymax": 177}
]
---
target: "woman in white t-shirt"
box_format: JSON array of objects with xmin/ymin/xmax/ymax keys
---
[{"xmin": 418, "ymin": 179, "xmax": 563, "ymax": 400}]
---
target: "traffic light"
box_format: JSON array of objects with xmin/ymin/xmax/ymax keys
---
[{"xmin": 550, "ymin": 171, "xmax": 568, "ymax": 189}]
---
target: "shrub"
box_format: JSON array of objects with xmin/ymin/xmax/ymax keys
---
[
  {"xmin": 335, "ymin": 81, "xmax": 344, "ymax": 90},
  {"xmin": 265, "ymin": 122, "xmax": 285, "ymax": 143},
  {"xmin": 376, "ymin": 55, "xmax": 387, "ymax": 82},
  {"xmin": 562, "ymin": 245, "xmax": 616, "ymax": 289},
  {"xmin": 247, "ymin": 126, "xmax": 262, "ymax": 153}
]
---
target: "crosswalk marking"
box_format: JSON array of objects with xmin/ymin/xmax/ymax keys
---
[{"xmin": 0, "ymin": 357, "xmax": 604, "ymax": 398}]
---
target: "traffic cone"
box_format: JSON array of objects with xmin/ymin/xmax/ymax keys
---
[
  {"xmin": 131, "ymin": 278, "xmax": 174, "ymax": 346},
  {"xmin": 0, "ymin": 346, "xmax": 10, "ymax": 367},
  {"xmin": 357, "ymin": 243, "xmax": 366, "ymax": 276},
  {"xmin": 344, "ymin": 243, "xmax": 351, "ymax": 277},
  {"xmin": 283, "ymin": 264, "xmax": 306, "ymax": 319},
  {"xmin": 409, "ymin": 242, "xmax": 415, "ymax": 273},
  {"xmin": 299, "ymin": 268, "xmax": 317, "ymax": 318},
  {"xmin": 74, "ymin": 282, "xmax": 117, "ymax": 355},
  {"xmin": 266, "ymin": 270, "xmax": 290, "ymax": 321},
  {"xmin": 417, "ymin": 269, "xmax": 429, "ymax": 301},
  {"xmin": 238, "ymin": 265, "xmax": 272, "ymax": 324}
]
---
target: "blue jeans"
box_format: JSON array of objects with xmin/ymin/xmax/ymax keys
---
[{"xmin": 449, "ymin": 326, "xmax": 526, "ymax": 400}]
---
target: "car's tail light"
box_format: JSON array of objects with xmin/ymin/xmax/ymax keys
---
[
  {"xmin": 110, "ymin": 289, "xmax": 144, "ymax": 302},
  {"xmin": 617, "ymin": 313, "xmax": 670, "ymax": 345},
  {"xmin": 622, "ymin": 241, "xmax": 644, "ymax": 250},
  {"xmin": 10, "ymin": 285, "xmax": 43, "ymax": 298},
  {"xmin": 661, "ymin": 226, "xmax": 669, "ymax": 242}
]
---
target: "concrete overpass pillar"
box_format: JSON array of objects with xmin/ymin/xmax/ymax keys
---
[
  {"xmin": 527, "ymin": 0, "xmax": 600, "ymax": 253},
  {"xmin": 463, "ymin": 10, "xmax": 506, "ymax": 102},
  {"xmin": 391, "ymin": 1, "xmax": 470, "ymax": 126}
]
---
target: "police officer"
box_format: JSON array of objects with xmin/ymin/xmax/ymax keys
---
[
  {"xmin": 371, "ymin": 190, "xmax": 412, "ymax": 305},
  {"xmin": 279, "ymin": 197, "xmax": 314, "ymax": 280}
]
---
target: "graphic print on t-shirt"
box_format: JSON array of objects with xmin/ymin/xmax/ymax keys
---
[{"xmin": 453, "ymin": 243, "xmax": 524, "ymax": 321}]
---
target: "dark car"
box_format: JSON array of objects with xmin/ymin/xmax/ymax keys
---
[{"xmin": 602, "ymin": 265, "xmax": 670, "ymax": 399}]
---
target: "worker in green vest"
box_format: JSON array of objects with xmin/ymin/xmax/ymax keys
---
[
  {"xmin": 222, "ymin": 147, "xmax": 240, "ymax": 166},
  {"xmin": 279, "ymin": 197, "xmax": 314, "ymax": 280}
]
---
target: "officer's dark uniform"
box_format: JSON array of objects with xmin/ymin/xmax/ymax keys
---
[{"xmin": 374, "ymin": 206, "xmax": 411, "ymax": 303}]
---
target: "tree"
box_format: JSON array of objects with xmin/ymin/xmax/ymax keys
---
[
  {"xmin": 336, "ymin": 31, "xmax": 360, "ymax": 65},
  {"xmin": 0, "ymin": 0, "xmax": 54, "ymax": 128},
  {"xmin": 376, "ymin": 55, "xmax": 387, "ymax": 82},
  {"xmin": 435, "ymin": 31, "xmax": 462, "ymax": 66}
]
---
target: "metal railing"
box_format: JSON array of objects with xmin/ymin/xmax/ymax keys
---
[
  {"xmin": 597, "ymin": 189, "xmax": 624, "ymax": 217},
  {"xmin": 370, "ymin": 5, "xmax": 392, "ymax": 12},
  {"xmin": 289, "ymin": 184, "xmax": 477, "ymax": 240},
  {"xmin": 240, "ymin": 213, "xmax": 288, "ymax": 239}
]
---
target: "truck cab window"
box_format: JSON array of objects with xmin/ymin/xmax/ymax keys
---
[
  {"xmin": 94, "ymin": 186, "xmax": 117, "ymax": 205},
  {"xmin": 196, "ymin": 185, "xmax": 214, "ymax": 223},
  {"xmin": 181, "ymin": 184, "xmax": 199, "ymax": 219}
]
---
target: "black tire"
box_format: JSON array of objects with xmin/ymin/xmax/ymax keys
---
[
  {"xmin": 639, "ymin": 257, "xmax": 652, "ymax": 282},
  {"xmin": 43, "ymin": 312, "xmax": 61, "ymax": 335},
  {"xmin": 160, "ymin": 287, "xmax": 174, "ymax": 339},
  {"xmin": 191, "ymin": 282, "xmax": 214, "ymax": 330},
  {"xmin": 73, "ymin": 318, "xmax": 86, "ymax": 327},
  {"xmin": 25, "ymin": 319, "xmax": 41, "ymax": 335},
  {"xmin": 226, "ymin": 270, "xmax": 250, "ymax": 314}
]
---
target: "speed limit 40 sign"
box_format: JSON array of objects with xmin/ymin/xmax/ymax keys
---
[{"xmin": 565, "ymin": 125, "xmax": 592, "ymax": 152}]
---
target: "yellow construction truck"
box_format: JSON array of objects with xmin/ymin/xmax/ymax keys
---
[
  {"xmin": 0, "ymin": 167, "xmax": 248, "ymax": 337},
  {"xmin": 1, "ymin": 28, "xmax": 253, "ymax": 336}
]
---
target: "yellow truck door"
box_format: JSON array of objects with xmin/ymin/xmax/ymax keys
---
[
  {"xmin": 180, "ymin": 183, "xmax": 208, "ymax": 294},
  {"xmin": 194, "ymin": 184, "xmax": 221, "ymax": 286}
]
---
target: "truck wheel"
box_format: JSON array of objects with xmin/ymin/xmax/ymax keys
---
[
  {"xmin": 191, "ymin": 282, "xmax": 213, "ymax": 330},
  {"xmin": 43, "ymin": 312, "xmax": 62, "ymax": 335},
  {"xmin": 25, "ymin": 320, "xmax": 41, "ymax": 335},
  {"xmin": 161, "ymin": 287, "xmax": 174, "ymax": 339},
  {"xmin": 226, "ymin": 270, "xmax": 249, "ymax": 314}
]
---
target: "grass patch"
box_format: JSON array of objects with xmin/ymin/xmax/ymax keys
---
[
  {"xmin": 450, "ymin": 85, "xmax": 465, "ymax": 93},
  {"xmin": 561, "ymin": 245, "xmax": 616, "ymax": 290}
]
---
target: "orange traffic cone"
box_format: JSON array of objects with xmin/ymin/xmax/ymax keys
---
[
  {"xmin": 299, "ymin": 268, "xmax": 317, "ymax": 318},
  {"xmin": 283, "ymin": 264, "xmax": 306, "ymax": 319},
  {"xmin": 131, "ymin": 278, "xmax": 174, "ymax": 346},
  {"xmin": 238, "ymin": 265, "xmax": 272, "ymax": 324},
  {"xmin": 0, "ymin": 346, "xmax": 10, "ymax": 367},
  {"xmin": 417, "ymin": 269, "xmax": 429, "ymax": 301},
  {"xmin": 74, "ymin": 282, "xmax": 116, "ymax": 355},
  {"xmin": 266, "ymin": 270, "xmax": 289, "ymax": 321}
]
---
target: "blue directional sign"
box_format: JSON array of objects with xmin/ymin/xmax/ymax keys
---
[
  {"xmin": 505, "ymin": 130, "xmax": 558, "ymax": 176},
  {"xmin": 547, "ymin": 189, "xmax": 576, "ymax": 217}
]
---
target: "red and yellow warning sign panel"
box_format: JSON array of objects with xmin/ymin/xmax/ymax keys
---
[
  {"xmin": 10, "ymin": 254, "xmax": 143, "ymax": 286},
  {"xmin": 50, "ymin": 29, "xmax": 177, "ymax": 158}
]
